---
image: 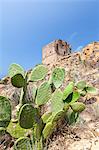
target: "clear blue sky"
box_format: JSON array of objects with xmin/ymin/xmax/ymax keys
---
[{"xmin": 0, "ymin": 0, "xmax": 99, "ymax": 78}]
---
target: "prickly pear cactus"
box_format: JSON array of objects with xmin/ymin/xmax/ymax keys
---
[
  {"xmin": 63, "ymin": 103, "xmax": 69, "ymax": 111},
  {"xmin": 11, "ymin": 74, "xmax": 25, "ymax": 88},
  {"xmin": 35, "ymin": 137, "xmax": 43, "ymax": 150},
  {"xmin": 52, "ymin": 110, "xmax": 65, "ymax": 123},
  {"xmin": 66, "ymin": 108, "xmax": 78, "ymax": 125},
  {"xmin": 7, "ymin": 121, "xmax": 30, "ymax": 138},
  {"xmin": 51, "ymin": 67, "xmax": 65, "ymax": 88},
  {"xmin": 70, "ymin": 102, "xmax": 86, "ymax": 113},
  {"xmin": 32, "ymin": 84, "xmax": 37, "ymax": 100},
  {"xmin": 43, "ymin": 122, "xmax": 54, "ymax": 139},
  {"xmin": 79, "ymin": 90, "xmax": 87, "ymax": 96},
  {"xmin": 29, "ymin": 65, "xmax": 48, "ymax": 81},
  {"xmin": 76, "ymin": 81, "xmax": 86, "ymax": 90},
  {"xmin": 19, "ymin": 104, "xmax": 37, "ymax": 129},
  {"xmin": 42, "ymin": 112, "xmax": 52, "ymax": 124},
  {"xmin": 51, "ymin": 89, "xmax": 64, "ymax": 113},
  {"xmin": 0, "ymin": 96, "xmax": 11, "ymax": 128},
  {"xmin": 70, "ymin": 91, "xmax": 80, "ymax": 104},
  {"xmin": 63, "ymin": 82, "xmax": 74, "ymax": 100},
  {"xmin": 0, "ymin": 127, "xmax": 6, "ymax": 137},
  {"xmin": 86, "ymin": 86, "xmax": 97, "ymax": 94},
  {"xmin": 36, "ymin": 82, "xmax": 51, "ymax": 106},
  {"xmin": 8, "ymin": 63, "xmax": 25, "ymax": 78},
  {"xmin": 14, "ymin": 137, "xmax": 32, "ymax": 150},
  {"xmin": 33, "ymin": 122, "xmax": 43, "ymax": 141}
]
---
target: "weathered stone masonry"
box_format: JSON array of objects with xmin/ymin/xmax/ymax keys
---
[{"xmin": 42, "ymin": 40, "xmax": 99, "ymax": 88}]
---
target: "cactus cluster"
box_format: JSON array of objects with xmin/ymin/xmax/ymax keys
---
[{"xmin": 0, "ymin": 63, "xmax": 97, "ymax": 150}]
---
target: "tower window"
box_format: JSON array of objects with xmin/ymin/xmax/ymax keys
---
[{"xmin": 56, "ymin": 44, "xmax": 58, "ymax": 50}]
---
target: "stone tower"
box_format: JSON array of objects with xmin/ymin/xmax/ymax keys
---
[{"xmin": 42, "ymin": 39, "xmax": 71, "ymax": 67}]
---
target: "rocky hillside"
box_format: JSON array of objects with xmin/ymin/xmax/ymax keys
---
[{"xmin": 0, "ymin": 41, "xmax": 99, "ymax": 150}]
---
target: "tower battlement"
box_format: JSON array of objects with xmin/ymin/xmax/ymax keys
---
[{"xmin": 42, "ymin": 40, "xmax": 71, "ymax": 66}]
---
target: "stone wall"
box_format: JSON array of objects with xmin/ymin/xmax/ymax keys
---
[
  {"xmin": 42, "ymin": 40, "xmax": 99, "ymax": 88},
  {"xmin": 42, "ymin": 40, "xmax": 71, "ymax": 66}
]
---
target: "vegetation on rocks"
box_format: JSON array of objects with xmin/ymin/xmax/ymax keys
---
[{"xmin": 0, "ymin": 63, "xmax": 96, "ymax": 150}]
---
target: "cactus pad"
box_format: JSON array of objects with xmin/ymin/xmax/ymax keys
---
[
  {"xmin": 86, "ymin": 86, "xmax": 97, "ymax": 94},
  {"xmin": 8, "ymin": 63, "xmax": 24, "ymax": 78},
  {"xmin": 70, "ymin": 102, "xmax": 86, "ymax": 113},
  {"xmin": 79, "ymin": 90, "xmax": 87, "ymax": 96},
  {"xmin": 7, "ymin": 121, "xmax": 30, "ymax": 138},
  {"xmin": 19, "ymin": 104, "xmax": 37, "ymax": 129},
  {"xmin": 63, "ymin": 103, "xmax": 69, "ymax": 111},
  {"xmin": 0, "ymin": 96, "xmax": 11, "ymax": 128},
  {"xmin": 43, "ymin": 122, "xmax": 54, "ymax": 139},
  {"xmin": 32, "ymin": 84, "xmax": 37, "ymax": 100},
  {"xmin": 14, "ymin": 137, "xmax": 32, "ymax": 150},
  {"xmin": 51, "ymin": 89, "xmax": 64, "ymax": 113},
  {"xmin": 70, "ymin": 91, "xmax": 80, "ymax": 104},
  {"xmin": 11, "ymin": 74, "xmax": 25, "ymax": 88},
  {"xmin": 76, "ymin": 81, "xmax": 86, "ymax": 90},
  {"xmin": 30, "ymin": 65, "xmax": 48, "ymax": 81},
  {"xmin": 51, "ymin": 68, "xmax": 65, "ymax": 88},
  {"xmin": 66, "ymin": 109, "xmax": 78, "ymax": 125},
  {"xmin": 36, "ymin": 137, "xmax": 43, "ymax": 150},
  {"xmin": 42, "ymin": 112, "xmax": 52, "ymax": 124},
  {"xmin": 52, "ymin": 110, "xmax": 65, "ymax": 123},
  {"xmin": 0, "ymin": 127, "xmax": 6, "ymax": 137},
  {"xmin": 63, "ymin": 82, "xmax": 74, "ymax": 100},
  {"xmin": 33, "ymin": 122, "xmax": 44, "ymax": 141},
  {"xmin": 36, "ymin": 82, "xmax": 51, "ymax": 106}
]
